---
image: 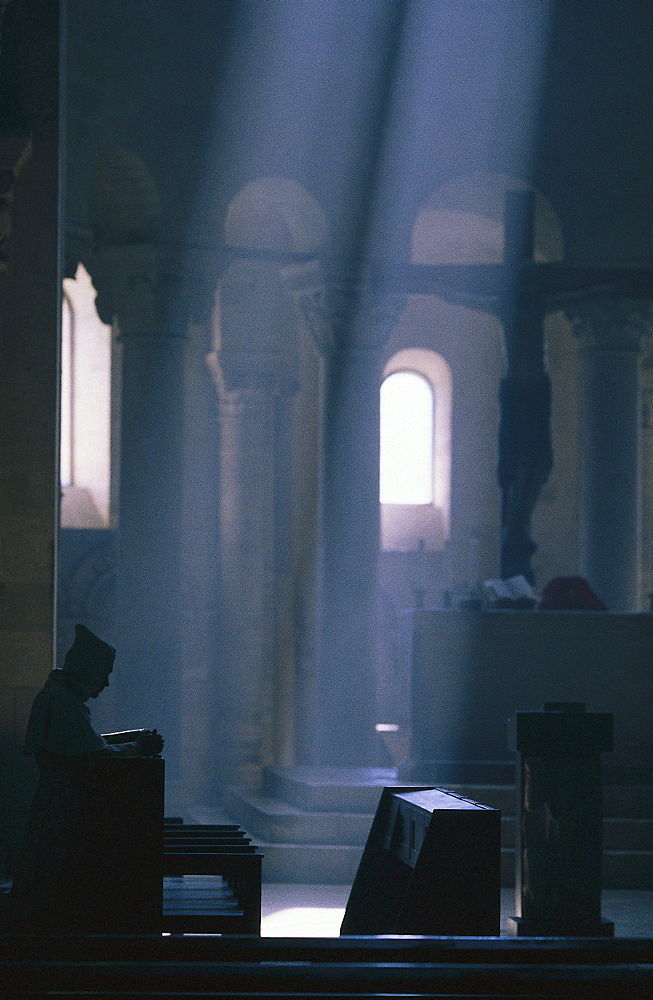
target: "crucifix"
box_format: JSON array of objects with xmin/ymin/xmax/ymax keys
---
[{"xmin": 374, "ymin": 191, "xmax": 653, "ymax": 584}]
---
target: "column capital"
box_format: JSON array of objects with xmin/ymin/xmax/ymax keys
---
[
  {"xmin": 211, "ymin": 257, "xmax": 300, "ymax": 396},
  {"xmin": 282, "ymin": 260, "xmax": 405, "ymax": 355},
  {"xmin": 84, "ymin": 243, "xmax": 158, "ymax": 336},
  {"xmin": 566, "ymin": 298, "xmax": 653, "ymax": 353},
  {"xmin": 206, "ymin": 349, "xmax": 297, "ymax": 407}
]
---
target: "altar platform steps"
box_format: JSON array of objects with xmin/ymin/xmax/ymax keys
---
[{"xmin": 219, "ymin": 766, "xmax": 653, "ymax": 889}]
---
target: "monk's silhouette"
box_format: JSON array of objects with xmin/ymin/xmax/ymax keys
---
[{"xmin": 9, "ymin": 625, "xmax": 163, "ymax": 930}]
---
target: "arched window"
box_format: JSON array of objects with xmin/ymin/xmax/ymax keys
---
[
  {"xmin": 380, "ymin": 349, "xmax": 452, "ymax": 551},
  {"xmin": 380, "ymin": 371, "xmax": 433, "ymax": 504}
]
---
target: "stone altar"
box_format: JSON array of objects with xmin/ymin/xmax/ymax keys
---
[{"xmin": 403, "ymin": 610, "xmax": 653, "ymax": 779}]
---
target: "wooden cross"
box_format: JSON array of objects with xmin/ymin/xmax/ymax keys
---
[{"xmin": 373, "ymin": 192, "xmax": 653, "ymax": 583}]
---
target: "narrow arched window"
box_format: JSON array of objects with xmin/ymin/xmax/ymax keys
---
[
  {"xmin": 380, "ymin": 371, "xmax": 433, "ymax": 504},
  {"xmin": 380, "ymin": 349, "xmax": 452, "ymax": 551}
]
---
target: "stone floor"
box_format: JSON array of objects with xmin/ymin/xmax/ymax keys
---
[{"xmin": 261, "ymin": 885, "xmax": 653, "ymax": 938}]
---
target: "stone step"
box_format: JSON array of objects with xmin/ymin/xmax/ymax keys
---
[
  {"xmin": 224, "ymin": 787, "xmax": 375, "ymax": 846},
  {"xmin": 603, "ymin": 850, "xmax": 653, "ymax": 890},
  {"xmin": 263, "ymin": 767, "xmax": 398, "ymax": 814},
  {"xmin": 500, "ymin": 849, "xmax": 653, "ymax": 891},
  {"xmin": 255, "ymin": 841, "xmax": 365, "ymax": 885},
  {"xmin": 264, "ymin": 768, "xmax": 653, "ymax": 817},
  {"xmin": 245, "ymin": 840, "xmax": 653, "ymax": 889},
  {"xmin": 222, "ymin": 769, "xmax": 653, "ymax": 888},
  {"xmin": 257, "ymin": 843, "xmax": 515, "ymax": 886},
  {"xmin": 500, "ymin": 816, "xmax": 653, "ymax": 851},
  {"xmin": 227, "ymin": 789, "xmax": 653, "ymax": 855},
  {"xmin": 603, "ymin": 818, "xmax": 653, "ymax": 851},
  {"xmin": 264, "ymin": 767, "xmax": 518, "ymax": 815},
  {"xmin": 604, "ymin": 785, "xmax": 653, "ymax": 818}
]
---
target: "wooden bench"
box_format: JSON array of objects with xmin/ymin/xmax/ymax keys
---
[
  {"xmin": 162, "ymin": 818, "xmax": 262, "ymax": 934},
  {"xmin": 0, "ymin": 934, "xmax": 651, "ymax": 997}
]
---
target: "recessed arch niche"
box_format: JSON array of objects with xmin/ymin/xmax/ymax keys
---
[
  {"xmin": 412, "ymin": 171, "xmax": 563, "ymax": 266},
  {"xmin": 213, "ymin": 177, "xmax": 329, "ymax": 387},
  {"xmin": 224, "ymin": 176, "xmax": 328, "ymax": 254}
]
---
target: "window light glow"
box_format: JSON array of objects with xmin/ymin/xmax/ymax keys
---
[
  {"xmin": 60, "ymin": 294, "xmax": 73, "ymax": 488},
  {"xmin": 380, "ymin": 371, "xmax": 433, "ymax": 504},
  {"xmin": 60, "ymin": 264, "xmax": 113, "ymax": 528}
]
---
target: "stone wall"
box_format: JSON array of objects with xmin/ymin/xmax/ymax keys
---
[{"xmin": 0, "ymin": 0, "xmax": 59, "ymax": 879}]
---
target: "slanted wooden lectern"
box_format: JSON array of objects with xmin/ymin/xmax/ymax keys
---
[
  {"xmin": 59, "ymin": 756, "xmax": 164, "ymax": 933},
  {"xmin": 341, "ymin": 786, "xmax": 501, "ymax": 936}
]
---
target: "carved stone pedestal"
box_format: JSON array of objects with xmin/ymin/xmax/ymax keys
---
[{"xmin": 508, "ymin": 703, "xmax": 613, "ymax": 936}]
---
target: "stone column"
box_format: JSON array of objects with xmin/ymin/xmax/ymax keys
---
[
  {"xmin": 568, "ymin": 301, "xmax": 652, "ymax": 611},
  {"xmin": 89, "ymin": 243, "xmax": 185, "ymax": 794},
  {"xmin": 286, "ymin": 263, "xmax": 404, "ymax": 765},
  {"xmin": 207, "ymin": 258, "xmax": 299, "ymax": 788},
  {"xmin": 207, "ymin": 369, "xmax": 276, "ymax": 787},
  {"xmin": 0, "ymin": 0, "xmax": 60, "ymax": 880}
]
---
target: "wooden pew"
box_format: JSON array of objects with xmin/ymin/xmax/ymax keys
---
[
  {"xmin": 162, "ymin": 819, "xmax": 262, "ymax": 934},
  {"xmin": 165, "ymin": 819, "xmax": 240, "ymax": 831},
  {"xmin": 1, "ymin": 933, "xmax": 651, "ymax": 997}
]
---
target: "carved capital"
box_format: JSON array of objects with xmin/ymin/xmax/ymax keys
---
[
  {"xmin": 0, "ymin": 131, "xmax": 31, "ymax": 270},
  {"xmin": 567, "ymin": 299, "xmax": 653, "ymax": 353},
  {"xmin": 356, "ymin": 288, "xmax": 407, "ymax": 351},
  {"xmin": 206, "ymin": 349, "xmax": 292, "ymax": 409},
  {"xmin": 212, "ymin": 258, "xmax": 300, "ymax": 394},
  {"xmin": 281, "ymin": 261, "xmax": 335, "ymax": 354},
  {"xmin": 282, "ymin": 260, "xmax": 406, "ymax": 354},
  {"xmin": 83, "ymin": 243, "xmax": 157, "ymax": 335}
]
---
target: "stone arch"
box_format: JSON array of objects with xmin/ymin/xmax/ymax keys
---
[
  {"xmin": 213, "ymin": 177, "xmax": 329, "ymax": 389},
  {"xmin": 411, "ymin": 172, "xmax": 563, "ymax": 265},
  {"xmin": 224, "ymin": 176, "xmax": 328, "ymax": 254},
  {"xmin": 86, "ymin": 146, "xmax": 161, "ymax": 329},
  {"xmin": 88, "ymin": 146, "xmax": 161, "ymax": 244}
]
